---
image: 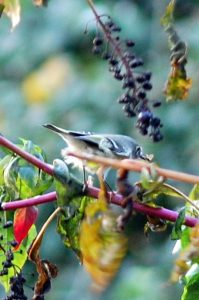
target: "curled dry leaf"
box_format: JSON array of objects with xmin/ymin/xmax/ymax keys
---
[{"xmin": 28, "ymin": 209, "xmax": 59, "ymax": 299}]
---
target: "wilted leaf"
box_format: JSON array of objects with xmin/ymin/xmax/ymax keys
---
[
  {"xmin": 80, "ymin": 196, "xmax": 128, "ymax": 292},
  {"xmin": 161, "ymin": 0, "xmax": 192, "ymax": 101},
  {"xmin": 14, "ymin": 206, "xmax": 38, "ymax": 249},
  {"xmin": 164, "ymin": 68, "xmax": 192, "ymax": 102}
]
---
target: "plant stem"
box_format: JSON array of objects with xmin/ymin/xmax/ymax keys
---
[
  {"xmin": 67, "ymin": 151, "xmax": 199, "ymax": 185},
  {"xmin": 0, "ymin": 135, "xmax": 54, "ymax": 175},
  {"xmin": 1, "ymin": 188, "xmax": 198, "ymax": 227}
]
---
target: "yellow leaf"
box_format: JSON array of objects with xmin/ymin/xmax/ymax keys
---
[{"xmin": 80, "ymin": 198, "xmax": 128, "ymax": 292}]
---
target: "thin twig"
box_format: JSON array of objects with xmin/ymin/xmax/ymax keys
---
[{"xmin": 67, "ymin": 151, "xmax": 199, "ymax": 185}]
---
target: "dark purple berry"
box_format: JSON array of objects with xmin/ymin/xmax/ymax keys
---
[
  {"xmin": 150, "ymin": 117, "xmax": 161, "ymax": 127},
  {"xmin": 118, "ymin": 94, "xmax": 131, "ymax": 104},
  {"xmin": 105, "ymin": 20, "xmax": 114, "ymax": 29},
  {"xmin": 93, "ymin": 37, "xmax": 103, "ymax": 46},
  {"xmin": 109, "ymin": 57, "xmax": 118, "ymax": 66},
  {"xmin": 122, "ymin": 77, "xmax": 135, "ymax": 89},
  {"xmin": 114, "ymin": 72, "xmax": 123, "ymax": 80},
  {"xmin": 143, "ymin": 71, "xmax": 152, "ymax": 81},
  {"xmin": 152, "ymin": 132, "xmax": 163, "ymax": 142},
  {"xmin": 3, "ymin": 261, "xmax": 12, "ymax": 268},
  {"xmin": 142, "ymin": 82, "xmax": 153, "ymax": 90},
  {"xmin": 130, "ymin": 58, "xmax": 143, "ymax": 68},
  {"xmin": 136, "ymin": 75, "xmax": 146, "ymax": 83},
  {"xmin": 125, "ymin": 39, "xmax": 135, "ymax": 47},
  {"xmin": 137, "ymin": 91, "xmax": 146, "ymax": 99},
  {"xmin": 138, "ymin": 110, "xmax": 152, "ymax": 124},
  {"xmin": 111, "ymin": 25, "xmax": 121, "ymax": 32},
  {"xmin": 10, "ymin": 240, "xmax": 18, "ymax": 247},
  {"xmin": 3, "ymin": 221, "xmax": 13, "ymax": 228},
  {"xmin": 153, "ymin": 101, "xmax": 162, "ymax": 108}
]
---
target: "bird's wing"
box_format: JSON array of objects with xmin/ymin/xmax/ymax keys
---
[
  {"xmin": 74, "ymin": 134, "xmax": 101, "ymax": 149},
  {"xmin": 99, "ymin": 137, "xmax": 127, "ymax": 156}
]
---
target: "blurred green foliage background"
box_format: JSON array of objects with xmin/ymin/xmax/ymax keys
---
[{"xmin": 1, "ymin": 0, "xmax": 199, "ymax": 299}]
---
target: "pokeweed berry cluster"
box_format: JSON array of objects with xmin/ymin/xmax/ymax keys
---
[
  {"xmin": 0, "ymin": 218, "xmax": 27, "ymax": 300},
  {"xmin": 89, "ymin": 10, "xmax": 163, "ymax": 142},
  {"xmin": 5, "ymin": 273, "xmax": 27, "ymax": 300}
]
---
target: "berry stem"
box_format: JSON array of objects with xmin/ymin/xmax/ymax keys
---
[
  {"xmin": 1, "ymin": 187, "xmax": 198, "ymax": 227},
  {"xmin": 87, "ymin": 0, "xmax": 133, "ymax": 78},
  {"xmin": 0, "ymin": 135, "xmax": 54, "ymax": 176}
]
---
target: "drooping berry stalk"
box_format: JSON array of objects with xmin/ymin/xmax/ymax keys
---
[{"xmin": 87, "ymin": 0, "xmax": 163, "ymax": 142}]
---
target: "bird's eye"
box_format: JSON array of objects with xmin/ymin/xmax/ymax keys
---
[{"xmin": 135, "ymin": 146, "xmax": 141, "ymax": 157}]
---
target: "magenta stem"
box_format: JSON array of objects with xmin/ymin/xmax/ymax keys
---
[
  {"xmin": 0, "ymin": 135, "xmax": 54, "ymax": 175},
  {"xmin": 2, "ymin": 187, "xmax": 198, "ymax": 228}
]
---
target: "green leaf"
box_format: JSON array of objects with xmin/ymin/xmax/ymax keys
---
[
  {"xmin": 57, "ymin": 196, "xmax": 91, "ymax": 258},
  {"xmin": 181, "ymin": 227, "xmax": 191, "ymax": 249},
  {"xmin": 182, "ymin": 272, "xmax": 199, "ymax": 300},
  {"xmin": 53, "ymin": 159, "xmax": 83, "ymax": 207},
  {"xmin": 53, "ymin": 159, "xmax": 92, "ymax": 258},
  {"xmin": 171, "ymin": 208, "xmax": 186, "ymax": 240},
  {"xmin": 1, "ymin": 139, "xmax": 53, "ymax": 200}
]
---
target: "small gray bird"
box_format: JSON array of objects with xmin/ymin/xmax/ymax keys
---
[{"xmin": 43, "ymin": 124, "xmax": 151, "ymax": 173}]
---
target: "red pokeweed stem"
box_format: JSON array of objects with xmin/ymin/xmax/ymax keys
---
[{"xmin": 1, "ymin": 187, "xmax": 198, "ymax": 228}]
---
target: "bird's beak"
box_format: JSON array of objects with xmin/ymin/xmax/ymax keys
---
[{"xmin": 139, "ymin": 152, "xmax": 153, "ymax": 162}]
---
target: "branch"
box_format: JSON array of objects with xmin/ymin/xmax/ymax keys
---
[
  {"xmin": 0, "ymin": 135, "xmax": 54, "ymax": 175},
  {"xmin": 67, "ymin": 151, "xmax": 199, "ymax": 185},
  {"xmin": 1, "ymin": 188, "xmax": 198, "ymax": 228}
]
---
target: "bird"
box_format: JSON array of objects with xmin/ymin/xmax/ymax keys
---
[{"xmin": 43, "ymin": 123, "xmax": 151, "ymax": 174}]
